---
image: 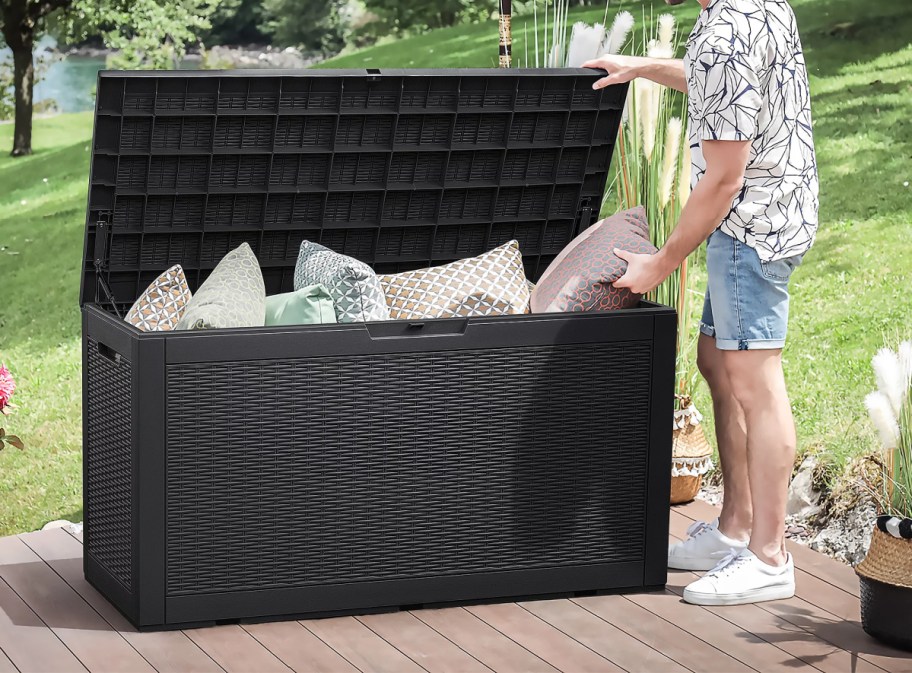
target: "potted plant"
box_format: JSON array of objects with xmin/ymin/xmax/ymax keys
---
[
  {"xmin": 0, "ymin": 363, "xmax": 25, "ymax": 452},
  {"xmin": 857, "ymin": 340, "xmax": 912, "ymax": 651}
]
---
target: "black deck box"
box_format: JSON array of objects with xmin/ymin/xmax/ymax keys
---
[{"xmin": 81, "ymin": 68, "xmax": 676, "ymax": 630}]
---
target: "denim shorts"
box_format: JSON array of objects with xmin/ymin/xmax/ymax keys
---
[{"xmin": 700, "ymin": 230, "xmax": 803, "ymax": 351}]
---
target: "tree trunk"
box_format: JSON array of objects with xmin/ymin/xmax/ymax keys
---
[{"xmin": 11, "ymin": 43, "xmax": 35, "ymax": 157}]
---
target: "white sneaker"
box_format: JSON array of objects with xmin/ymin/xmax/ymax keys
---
[
  {"xmin": 668, "ymin": 519, "xmax": 748, "ymax": 571},
  {"xmin": 682, "ymin": 548, "xmax": 795, "ymax": 606}
]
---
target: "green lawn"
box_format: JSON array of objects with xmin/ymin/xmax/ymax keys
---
[{"xmin": 1, "ymin": 0, "xmax": 910, "ymax": 534}]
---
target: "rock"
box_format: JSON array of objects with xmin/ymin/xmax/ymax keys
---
[
  {"xmin": 41, "ymin": 519, "xmax": 71, "ymax": 530},
  {"xmin": 205, "ymin": 45, "xmax": 323, "ymax": 70},
  {"xmin": 787, "ymin": 456, "xmax": 822, "ymax": 518},
  {"xmin": 41, "ymin": 519, "xmax": 83, "ymax": 535},
  {"xmin": 809, "ymin": 501, "xmax": 877, "ymax": 566}
]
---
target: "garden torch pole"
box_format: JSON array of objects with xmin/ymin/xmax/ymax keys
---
[{"xmin": 499, "ymin": 0, "xmax": 512, "ymax": 68}]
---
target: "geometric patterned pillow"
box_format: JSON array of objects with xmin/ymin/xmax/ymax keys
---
[
  {"xmin": 530, "ymin": 206, "xmax": 657, "ymax": 313},
  {"xmin": 175, "ymin": 243, "xmax": 266, "ymax": 330},
  {"xmin": 293, "ymin": 241, "xmax": 390, "ymax": 323},
  {"xmin": 124, "ymin": 264, "xmax": 191, "ymax": 332},
  {"xmin": 379, "ymin": 240, "xmax": 531, "ymax": 320}
]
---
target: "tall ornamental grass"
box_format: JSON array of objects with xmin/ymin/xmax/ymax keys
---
[
  {"xmin": 608, "ymin": 12, "xmax": 699, "ymax": 400},
  {"xmin": 523, "ymin": 4, "xmax": 699, "ymax": 400}
]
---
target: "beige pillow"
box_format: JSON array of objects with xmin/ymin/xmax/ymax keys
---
[
  {"xmin": 379, "ymin": 240, "xmax": 531, "ymax": 320},
  {"xmin": 125, "ymin": 264, "xmax": 191, "ymax": 332}
]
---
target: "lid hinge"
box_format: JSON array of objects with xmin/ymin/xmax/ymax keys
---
[
  {"xmin": 575, "ymin": 198, "xmax": 594, "ymax": 237},
  {"xmin": 93, "ymin": 211, "xmax": 121, "ymax": 318}
]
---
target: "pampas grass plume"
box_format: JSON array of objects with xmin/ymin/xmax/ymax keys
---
[
  {"xmin": 874, "ymin": 347, "xmax": 906, "ymax": 418},
  {"xmin": 658, "ymin": 13, "xmax": 676, "ymax": 52},
  {"xmin": 567, "ymin": 22, "xmax": 606, "ymax": 67},
  {"xmin": 679, "ymin": 140, "xmax": 692, "ymax": 206},
  {"xmin": 659, "ymin": 117, "xmax": 682, "ymax": 207},
  {"xmin": 603, "ymin": 10, "xmax": 634, "ymax": 56},
  {"xmin": 866, "ymin": 390, "xmax": 900, "ymax": 450}
]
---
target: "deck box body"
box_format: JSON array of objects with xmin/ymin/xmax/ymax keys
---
[{"xmin": 81, "ymin": 69, "xmax": 675, "ymax": 629}]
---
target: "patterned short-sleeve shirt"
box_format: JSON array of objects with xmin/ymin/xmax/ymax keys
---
[{"xmin": 684, "ymin": 0, "xmax": 819, "ymax": 261}]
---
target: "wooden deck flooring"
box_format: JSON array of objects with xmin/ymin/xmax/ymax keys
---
[{"xmin": 1, "ymin": 500, "xmax": 909, "ymax": 673}]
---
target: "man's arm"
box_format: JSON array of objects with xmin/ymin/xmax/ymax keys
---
[
  {"xmin": 581, "ymin": 55, "xmax": 687, "ymax": 93},
  {"xmin": 612, "ymin": 139, "xmax": 752, "ymax": 294}
]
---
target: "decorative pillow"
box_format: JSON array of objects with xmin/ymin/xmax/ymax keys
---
[
  {"xmin": 265, "ymin": 284, "xmax": 337, "ymax": 326},
  {"xmin": 175, "ymin": 243, "xmax": 266, "ymax": 330},
  {"xmin": 293, "ymin": 241, "xmax": 390, "ymax": 323},
  {"xmin": 125, "ymin": 264, "xmax": 191, "ymax": 332},
  {"xmin": 379, "ymin": 240, "xmax": 530, "ymax": 320},
  {"xmin": 530, "ymin": 206, "xmax": 657, "ymax": 313}
]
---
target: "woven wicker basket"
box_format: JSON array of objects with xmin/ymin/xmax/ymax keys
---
[
  {"xmin": 856, "ymin": 524, "xmax": 912, "ymax": 651},
  {"xmin": 670, "ymin": 396, "xmax": 713, "ymax": 505}
]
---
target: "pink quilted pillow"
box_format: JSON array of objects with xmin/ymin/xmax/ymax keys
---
[{"xmin": 530, "ymin": 206, "xmax": 657, "ymax": 313}]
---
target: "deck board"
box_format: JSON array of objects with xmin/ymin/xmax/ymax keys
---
[
  {"xmin": 241, "ymin": 621, "xmax": 360, "ymax": 673},
  {"xmin": 19, "ymin": 529, "xmax": 225, "ymax": 673},
  {"xmin": 303, "ymin": 616, "xmax": 428, "ymax": 673},
  {"xmin": 1, "ymin": 503, "xmax": 910, "ymax": 673},
  {"xmin": 0, "ymin": 578, "xmax": 89, "ymax": 673},
  {"xmin": 0, "ymin": 646, "xmax": 17, "ymax": 673},
  {"xmin": 183, "ymin": 625, "xmax": 293, "ymax": 673},
  {"xmin": 0, "ymin": 536, "xmax": 154, "ymax": 673},
  {"xmin": 414, "ymin": 607, "xmax": 559, "ymax": 673},
  {"xmin": 358, "ymin": 611, "xmax": 492, "ymax": 673},
  {"xmin": 466, "ymin": 602, "xmax": 623, "ymax": 672},
  {"xmin": 573, "ymin": 593, "xmax": 755, "ymax": 672},
  {"xmin": 520, "ymin": 598, "xmax": 690, "ymax": 673}
]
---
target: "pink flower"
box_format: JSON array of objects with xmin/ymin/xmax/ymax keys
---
[{"xmin": 0, "ymin": 364, "xmax": 15, "ymax": 410}]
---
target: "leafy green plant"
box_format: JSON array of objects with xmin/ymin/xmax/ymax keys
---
[{"xmin": 864, "ymin": 341, "xmax": 912, "ymax": 517}]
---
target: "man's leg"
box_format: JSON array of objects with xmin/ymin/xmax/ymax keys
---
[
  {"xmin": 721, "ymin": 348, "xmax": 796, "ymax": 566},
  {"xmin": 697, "ymin": 333, "xmax": 751, "ymax": 543}
]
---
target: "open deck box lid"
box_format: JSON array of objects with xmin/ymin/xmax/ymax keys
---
[{"xmin": 80, "ymin": 68, "xmax": 627, "ymax": 314}]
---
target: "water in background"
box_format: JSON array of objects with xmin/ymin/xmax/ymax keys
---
[{"xmin": 35, "ymin": 56, "xmax": 105, "ymax": 113}]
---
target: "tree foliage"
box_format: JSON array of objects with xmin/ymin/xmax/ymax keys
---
[
  {"xmin": 259, "ymin": 0, "xmax": 345, "ymax": 54},
  {"xmin": 360, "ymin": 0, "xmax": 490, "ymax": 35},
  {"xmin": 61, "ymin": 0, "xmax": 218, "ymax": 69},
  {"xmin": 205, "ymin": 0, "xmax": 266, "ymax": 46},
  {"xmin": 0, "ymin": 0, "xmax": 218, "ymax": 155}
]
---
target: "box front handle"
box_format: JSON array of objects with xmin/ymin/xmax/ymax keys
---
[
  {"xmin": 96, "ymin": 340, "xmax": 125, "ymax": 365},
  {"xmin": 365, "ymin": 319, "xmax": 469, "ymax": 340}
]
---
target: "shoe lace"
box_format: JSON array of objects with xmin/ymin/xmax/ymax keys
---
[
  {"xmin": 686, "ymin": 520, "xmax": 713, "ymax": 539},
  {"xmin": 706, "ymin": 548, "xmax": 748, "ymax": 578}
]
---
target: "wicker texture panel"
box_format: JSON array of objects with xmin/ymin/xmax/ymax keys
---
[
  {"xmin": 165, "ymin": 342, "xmax": 652, "ymax": 596},
  {"xmin": 85, "ymin": 340, "xmax": 133, "ymax": 591}
]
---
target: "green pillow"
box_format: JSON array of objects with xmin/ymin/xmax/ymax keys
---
[{"xmin": 265, "ymin": 284, "xmax": 337, "ymax": 326}]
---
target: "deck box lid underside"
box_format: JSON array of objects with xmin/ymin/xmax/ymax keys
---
[{"xmin": 80, "ymin": 69, "xmax": 627, "ymax": 312}]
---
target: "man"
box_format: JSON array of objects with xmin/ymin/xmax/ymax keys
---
[{"xmin": 583, "ymin": 0, "xmax": 818, "ymax": 606}]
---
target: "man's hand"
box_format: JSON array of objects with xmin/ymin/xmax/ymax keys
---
[
  {"xmin": 583, "ymin": 54, "xmax": 688, "ymax": 94},
  {"xmin": 582, "ymin": 55, "xmax": 644, "ymax": 89},
  {"xmin": 612, "ymin": 249, "xmax": 673, "ymax": 295}
]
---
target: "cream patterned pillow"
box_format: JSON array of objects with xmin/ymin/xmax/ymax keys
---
[
  {"xmin": 125, "ymin": 264, "xmax": 191, "ymax": 332},
  {"xmin": 380, "ymin": 240, "xmax": 531, "ymax": 320},
  {"xmin": 175, "ymin": 243, "xmax": 266, "ymax": 330},
  {"xmin": 293, "ymin": 241, "xmax": 390, "ymax": 323}
]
